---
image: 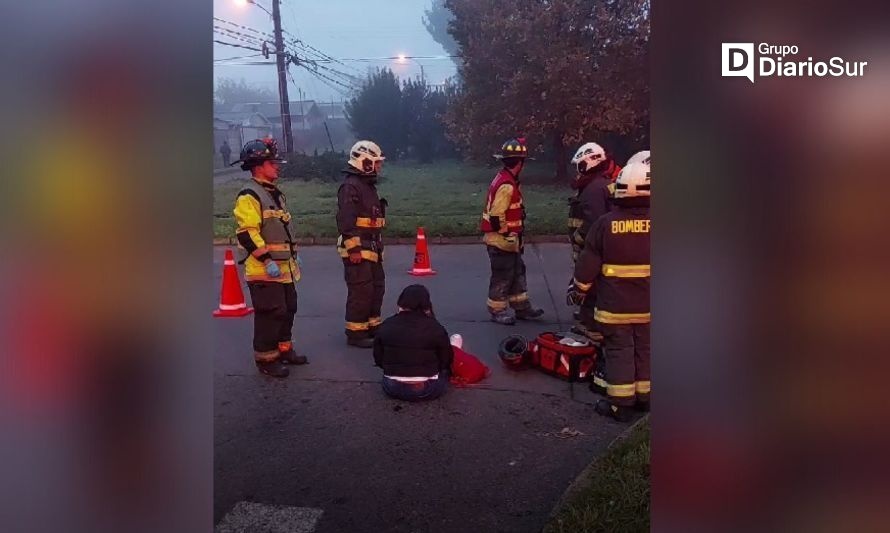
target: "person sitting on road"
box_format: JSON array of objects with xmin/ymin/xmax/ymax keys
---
[{"xmin": 373, "ymin": 285, "xmax": 453, "ymax": 402}]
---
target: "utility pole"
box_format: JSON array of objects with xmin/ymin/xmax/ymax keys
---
[{"xmin": 272, "ymin": 0, "xmax": 294, "ymax": 152}]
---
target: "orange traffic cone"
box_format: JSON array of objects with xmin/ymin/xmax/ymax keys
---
[
  {"xmin": 213, "ymin": 249, "xmax": 254, "ymax": 317},
  {"xmin": 408, "ymin": 227, "xmax": 437, "ymax": 276}
]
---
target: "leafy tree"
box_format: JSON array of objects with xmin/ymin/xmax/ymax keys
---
[
  {"xmin": 345, "ymin": 69, "xmax": 404, "ymax": 158},
  {"xmin": 214, "ymin": 77, "xmax": 277, "ymax": 106},
  {"xmin": 346, "ymin": 69, "xmax": 455, "ymax": 162},
  {"xmin": 423, "ymin": 0, "xmax": 459, "ymax": 66},
  {"xmin": 444, "ymin": 0, "xmax": 649, "ymax": 179}
]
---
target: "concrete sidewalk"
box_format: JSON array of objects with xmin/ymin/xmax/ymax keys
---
[{"xmin": 214, "ymin": 243, "xmax": 633, "ymax": 532}]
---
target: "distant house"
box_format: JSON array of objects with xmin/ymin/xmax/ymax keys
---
[{"xmin": 214, "ymin": 100, "xmax": 352, "ymax": 154}]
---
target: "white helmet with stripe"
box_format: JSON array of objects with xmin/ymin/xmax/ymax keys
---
[
  {"xmin": 627, "ymin": 150, "xmax": 650, "ymax": 168},
  {"xmin": 613, "ymin": 162, "xmax": 651, "ymax": 198},
  {"xmin": 348, "ymin": 140, "xmax": 385, "ymax": 174},
  {"xmin": 570, "ymin": 142, "xmax": 607, "ymax": 174}
]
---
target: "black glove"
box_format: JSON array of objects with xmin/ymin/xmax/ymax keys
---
[{"xmin": 566, "ymin": 282, "xmax": 587, "ymax": 306}]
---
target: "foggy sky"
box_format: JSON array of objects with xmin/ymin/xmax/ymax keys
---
[{"xmin": 213, "ymin": 0, "xmax": 457, "ymax": 104}]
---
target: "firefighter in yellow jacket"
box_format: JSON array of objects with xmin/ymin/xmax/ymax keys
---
[
  {"xmin": 232, "ymin": 138, "xmax": 308, "ymax": 378},
  {"xmin": 481, "ymin": 138, "xmax": 544, "ymax": 325},
  {"xmin": 337, "ymin": 140, "xmax": 387, "ymax": 348},
  {"xmin": 568, "ymin": 162, "xmax": 650, "ymax": 422}
]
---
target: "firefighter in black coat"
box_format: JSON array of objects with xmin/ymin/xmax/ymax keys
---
[
  {"xmin": 568, "ymin": 162, "xmax": 651, "ymax": 422},
  {"xmin": 568, "ymin": 142, "xmax": 621, "ymax": 325},
  {"xmin": 336, "ymin": 140, "xmax": 387, "ymax": 348}
]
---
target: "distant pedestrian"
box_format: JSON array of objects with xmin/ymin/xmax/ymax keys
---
[
  {"xmin": 373, "ymin": 285, "xmax": 453, "ymax": 402},
  {"xmin": 220, "ymin": 140, "xmax": 232, "ymax": 167}
]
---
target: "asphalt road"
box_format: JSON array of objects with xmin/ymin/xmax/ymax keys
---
[{"xmin": 214, "ymin": 243, "xmax": 634, "ymax": 532}]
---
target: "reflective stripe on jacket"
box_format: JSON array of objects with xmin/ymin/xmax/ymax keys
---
[
  {"xmin": 336, "ymin": 173, "xmax": 385, "ymax": 263},
  {"xmin": 573, "ymin": 206, "xmax": 650, "ymax": 323},
  {"xmin": 233, "ymin": 179, "xmax": 300, "ymax": 283},
  {"xmin": 481, "ymin": 169, "xmax": 524, "ymax": 252}
]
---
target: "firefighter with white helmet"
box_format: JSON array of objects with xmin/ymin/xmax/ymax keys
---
[
  {"xmin": 626, "ymin": 150, "xmax": 650, "ymax": 168},
  {"xmin": 336, "ymin": 140, "xmax": 388, "ymax": 348},
  {"xmin": 567, "ymin": 162, "xmax": 651, "ymax": 422},
  {"xmin": 567, "ymin": 142, "xmax": 621, "ymax": 324}
]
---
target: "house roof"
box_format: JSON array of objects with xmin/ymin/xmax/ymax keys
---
[
  {"xmin": 226, "ymin": 101, "xmax": 318, "ymax": 116},
  {"xmin": 315, "ymin": 102, "xmax": 345, "ymax": 118}
]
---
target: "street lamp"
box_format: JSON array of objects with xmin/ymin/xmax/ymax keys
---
[
  {"xmin": 396, "ymin": 53, "xmax": 425, "ymax": 84},
  {"xmin": 236, "ymin": 0, "xmax": 272, "ymax": 18}
]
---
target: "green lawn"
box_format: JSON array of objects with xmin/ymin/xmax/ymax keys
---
[
  {"xmin": 213, "ymin": 159, "xmax": 570, "ymax": 239},
  {"xmin": 545, "ymin": 419, "xmax": 650, "ymax": 533}
]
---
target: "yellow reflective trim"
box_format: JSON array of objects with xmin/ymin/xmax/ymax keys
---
[
  {"xmin": 568, "ymin": 218, "xmax": 583, "ymax": 228},
  {"xmin": 573, "ymin": 278, "xmax": 593, "ymax": 292},
  {"xmin": 508, "ymin": 292, "xmax": 529, "ymax": 303},
  {"xmin": 345, "ymin": 321, "xmax": 369, "ymax": 331},
  {"xmin": 368, "ymin": 316, "xmax": 383, "ymax": 327},
  {"xmin": 594, "ymin": 308, "xmax": 651, "ymax": 324},
  {"xmin": 355, "ymin": 217, "xmax": 386, "ymax": 228},
  {"xmin": 254, "ymin": 350, "xmax": 280, "ymax": 363},
  {"xmin": 636, "ymin": 381, "xmax": 651, "ymax": 394},
  {"xmin": 607, "ymin": 383, "xmax": 637, "ymax": 397},
  {"xmin": 506, "ymin": 145, "xmax": 515, "ymax": 151},
  {"xmin": 593, "ymin": 376, "xmax": 609, "ymax": 388},
  {"xmin": 487, "ymin": 298, "xmax": 508, "ymax": 311},
  {"xmin": 601, "ymin": 264, "xmax": 651, "ymax": 278},
  {"xmin": 266, "ymin": 243, "xmax": 293, "ymax": 252},
  {"xmin": 262, "ymin": 209, "xmax": 291, "ymax": 222},
  {"xmin": 340, "ymin": 236, "xmax": 361, "ymax": 250}
]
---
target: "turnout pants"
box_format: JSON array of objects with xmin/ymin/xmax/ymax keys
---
[
  {"xmin": 486, "ymin": 246, "xmax": 532, "ymax": 314},
  {"xmin": 247, "ymin": 281, "xmax": 298, "ymax": 363},
  {"xmin": 597, "ymin": 322, "xmax": 651, "ymax": 407},
  {"xmin": 344, "ymin": 260, "xmax": 385, "ymax": 339}
]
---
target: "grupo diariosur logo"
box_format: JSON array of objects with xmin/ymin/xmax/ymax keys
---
[{"xmin": 722, "ymin": 43, "xmax": 868, "ymax": 83}]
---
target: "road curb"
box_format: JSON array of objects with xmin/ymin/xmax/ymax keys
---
[
  {"xmin": 542, "ymin": 414, "xmax": 650, "ymax": 531},
  {"xmin": 212, "ymin": 235, "xmax": 569, "ymax": 246}
]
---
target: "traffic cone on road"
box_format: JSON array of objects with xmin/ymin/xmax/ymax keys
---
[
  {"xmin": 408, "ymin": 227, "xmax": 437, "ymax": 276},
  {"xmin": 213, "ymin": 249, "xmax": 254, "ymax": 317}
]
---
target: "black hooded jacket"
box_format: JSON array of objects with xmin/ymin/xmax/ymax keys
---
[{"xmin": 373, "ymin": 311, "xmax": 453, "ymax": 377}]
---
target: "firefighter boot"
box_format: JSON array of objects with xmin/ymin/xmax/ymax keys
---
[
  {"xmin": 595, "ymin": 399, "xmax": 633, "ymax": 422},
  {"xmin": 279, "ymin": 349, "xmax": 308, "ymax": 365},
  {"xmin": 515, "ymin": 307, "xmax": 545, "ymax": 321},
  {"xmin": 256, "ymin": 360, "xmax": 290, "ymax": 378},
  {"xmin": 490, "ymin": 311, "xmax": 516, "ymax": 326},
  {"xmin": 278, "ymin": 342, "xmax": 308, "ymax": 365},
  {"xmin": 347, "ymin": 337, "xmax": 375, "ymax": 349}
]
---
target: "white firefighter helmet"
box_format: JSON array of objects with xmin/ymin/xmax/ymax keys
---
[
  {"xmin": 348, "ymin": 140, "xmax": 385, "ymax": 174},
  {"xmin": 627, "ymin": 150, "xmax": 651, "ymax": 168},
  {"xmin": 570, "ymin": 142, "xmax": 606, "ymax": 174},
  {"xmin": 613, "ymin": 162, "xmax": 651, "ymax": 198}
]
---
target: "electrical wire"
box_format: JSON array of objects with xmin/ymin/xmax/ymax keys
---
[{"xmin": 214, "ymin": 40, "xmax": 263, "ymax": 53}]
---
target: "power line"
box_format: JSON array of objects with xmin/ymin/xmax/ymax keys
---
[
  {"xmin": 214, "ymin": 53, "xmax": 266, "ymax": 63},
  {"xmin": 213, "ymin": 17, "xmax": 275, "ymax": 41},
  {"xmin": 214, "ymin": 39, "xmax": 263, "ymax": 53}
]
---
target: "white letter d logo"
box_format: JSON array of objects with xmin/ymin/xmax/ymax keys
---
[{"xmin": 722, "ymin": 43, "xmax": 755, "ymax": 83}]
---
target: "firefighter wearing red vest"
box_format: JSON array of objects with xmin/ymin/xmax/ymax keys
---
[
  {"xmin": 567, "ymin": 142, "xmax": 621, "ymax": 327},
  {"xmin": 232, "ymin": 138, "xmax": 308, "ymax": 378},
  {"xmin": 337, "ymin": 140, "xmax": 387, "ymax": 348},
  {"xmin": 567, "ymin": 162, "xmax": 650, "ymax": 422},
  {"xmin": 480, "ymin": 138, "xmax": 544, "ymax": 325}
]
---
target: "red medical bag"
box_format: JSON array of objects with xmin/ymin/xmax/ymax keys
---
[{"xmin": 528, "ymin": 332, "xmax": 597, "ymax": 382}]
